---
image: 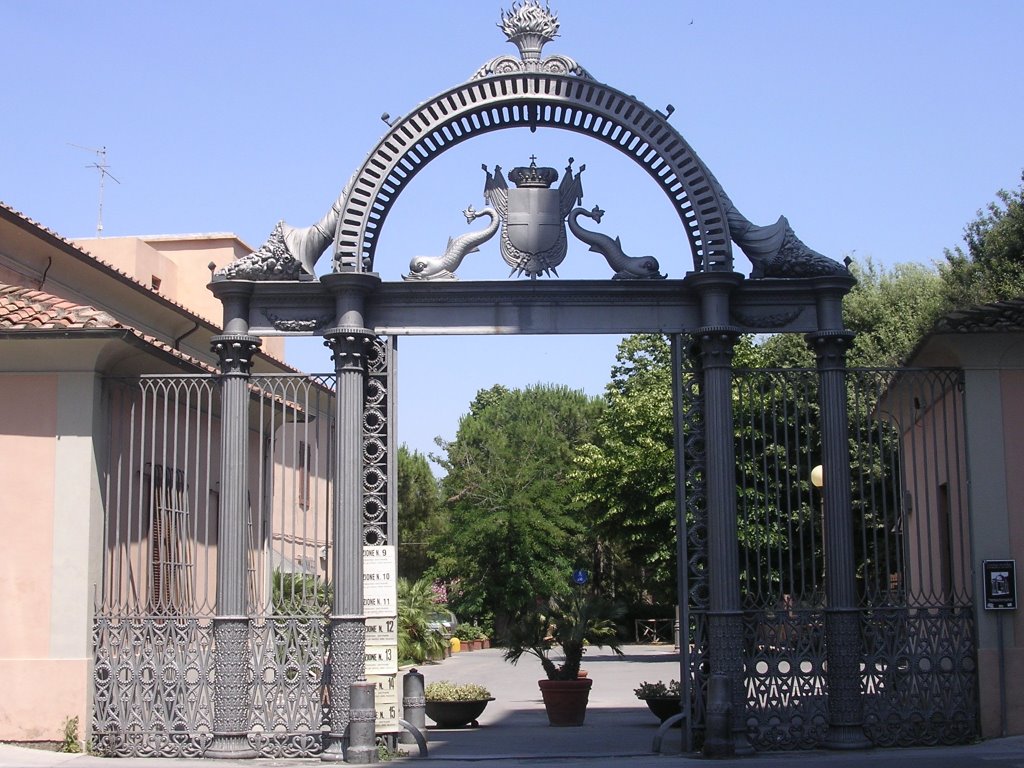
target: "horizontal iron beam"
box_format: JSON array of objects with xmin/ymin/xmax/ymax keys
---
[{"xmin": 231, "ymin": 277, "xmax": 838, "ymax": 337}]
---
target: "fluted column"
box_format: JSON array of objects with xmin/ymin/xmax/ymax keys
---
[
  {"xmin": 687, "ymin": 271, "xmax": 748, "ymax": 757},
  {"xmin": 320, "ymin": 271, "xmax": 380, "ymax": 762},
  {"xmin": 207, "ymin": 332, "xmax": 261, "ymax": 760},
  {"xmin": 807, "ymin": 328, "xmax": 870, "ymax": 749},
  {"xmin": 695, "ymin": 327, "xmax": 748, "ymax": 756}
]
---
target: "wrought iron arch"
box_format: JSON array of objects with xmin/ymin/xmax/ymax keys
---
[{"xmin": 332, "ymin": 73, "xmax": 732, "ymax": 274}]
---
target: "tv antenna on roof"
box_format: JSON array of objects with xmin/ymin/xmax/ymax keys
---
[{"xmin": 69, "ymin": 143, "xmax": 120, "ymax": 237}]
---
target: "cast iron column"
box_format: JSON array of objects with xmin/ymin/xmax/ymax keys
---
[
  {"xmin": 688, "ymin": 272, "xmax": 749, "ymax": 757},
  {"xmin": 207, "ymin": 280, "xmax": 261, "ymax": 759},
  {"xmin": 807, "ymin": 277, "xmax": 870, "ymax": 750},
  {"xmin": 321, "ymin": 271, "xmax": 381, "ymax": 762}
]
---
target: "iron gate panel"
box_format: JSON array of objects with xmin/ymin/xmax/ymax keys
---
[
  {"xmin": 94, "ymin": 354, "xmax": 395, "ymax": 757},
  {"xmin": 683, "ymin": 362, "xmax": 978, "ymax": 750}
]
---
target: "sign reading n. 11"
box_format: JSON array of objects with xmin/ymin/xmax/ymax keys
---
[{"xmin": 983, "ymin": 559, "xmax": 1017, "ymax": 610}]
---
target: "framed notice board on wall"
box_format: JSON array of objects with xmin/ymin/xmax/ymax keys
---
[{"xmin": 983, "ymin": 560, "xmax": 1017, "ymax": 610}]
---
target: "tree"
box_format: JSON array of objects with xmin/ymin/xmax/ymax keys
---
[
  {"xmin": 941, "ymin": 172, "xmax": 1024, "ymax": 308},
  {"xmin": 759, "ymin": 257, "xmax": 946, "ymax": 368},
  {"xmin": 430, "ymin": 383, "xmax": 604, "ymax": 632},
  {"xmin": 573, "ymin": 335, "xmax": 677, "ymax": 605},
  {"xmin": 574, "ymin": 334, "xmax": 788, "ymax": 606},
  {"xmin": 396, "ymin": 444, "xmax": 442, "ymax": 580}
]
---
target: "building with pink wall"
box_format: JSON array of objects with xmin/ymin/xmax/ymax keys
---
[
  {"xmin": 897, "ymin": 300, "xmax": 1024, "ymax": 737},
  {"xmin": 0, "ymin": 202, "xmax": 315, "ymax": 744}
]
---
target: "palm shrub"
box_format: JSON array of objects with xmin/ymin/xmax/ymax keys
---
[
  {"xmin": 398, "ymin": 577, "xmax": 449, "ymax": 664},
  {"xmin": 271, "ymin": 569, "xmax": 331, "ymax": 616},
  {"xmin": 503, "ymin": 590, "xmax": 624, "ymax": 680}
]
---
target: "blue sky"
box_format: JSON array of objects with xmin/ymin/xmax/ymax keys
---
[{"xmin": 5, "ymin": 1, "xmax": 1023, "ymax": 469}]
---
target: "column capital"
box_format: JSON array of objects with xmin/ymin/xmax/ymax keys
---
[
  {"xmin": 211, "ymin": 333, "xmax": 261, "ymax": 375},
  {"xmin": 693, "ymin": 326, "xmax": 741, "ymax": 369},
  {"xmin": 323, "ymin": 330, "xmax": 374, "ymax": 372},
  {"xmin": 805, "ymin": 329, "xmax": 855, "ymax": 369}
]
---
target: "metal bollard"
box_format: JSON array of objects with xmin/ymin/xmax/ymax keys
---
[
  {"xmin": 702, "ymin": 673, "xmax": 733, "ymax": 758},
  {"xmin": 346, "ymin": 678, "xmax": 378, "ymax": 764},
  {"xmin": 400, "ymin": 668, "xmax": 427, "ymax": 745}
]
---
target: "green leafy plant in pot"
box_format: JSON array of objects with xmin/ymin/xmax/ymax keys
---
[
  {"xmin": 424, "ymin": 681, "xmax": 494, "ymax": 728},
  {"xmin": 503, "ymin": 590, "xmax": 624, "ymax": 726},
  {"xmin": 634, "ymin": 679, "xmax": 684, "ymax": 724}
]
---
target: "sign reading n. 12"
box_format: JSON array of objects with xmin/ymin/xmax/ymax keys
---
[{"xmin": 983, "ymin": 559, "xmax": 1017, "ymax": 610}]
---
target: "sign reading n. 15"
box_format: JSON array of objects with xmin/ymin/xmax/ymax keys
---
[{"xmin": 983, "ymin": 559, "xmax": 1017, "ymax": 610}]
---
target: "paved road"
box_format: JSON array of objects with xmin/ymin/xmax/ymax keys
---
[{"xmin": 2, "ymin": 644, "xmax": 1023, "ymax": 767}]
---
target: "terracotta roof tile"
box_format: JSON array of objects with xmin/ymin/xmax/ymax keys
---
[
  {"xmin": 0, "ymin": 282, "xmax": 216, "ymax": 373},
  {"xmin": 0, "ymin": 283, "xmax": 121, "ymax": 329}
]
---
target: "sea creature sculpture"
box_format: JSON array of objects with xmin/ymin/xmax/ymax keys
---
[
  {"xmin": 568, "ymin": 206, "xmax": 666, "ymax": 279},
  {"xmin": 403, "ymin": 206, "xmax": 499, "ymax": 280},
  {"xmin": 711, "ymin": 182, "xmax": 850, "ymax": 278}
]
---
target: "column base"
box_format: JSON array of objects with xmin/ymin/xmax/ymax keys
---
[
  {"xmin": 320, "ymin": 734, "xmax": 348, "ymax": 762},
  {"xmin": 823, "ymin": 724, "xmax": 871, "ymax": 750},
  {"xmin": 205, "ymin": 732, "xmax": 257, "ymax": 760}
]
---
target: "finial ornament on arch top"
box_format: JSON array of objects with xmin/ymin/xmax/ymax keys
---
[{"xmin": 472, "ymin": 1, "xmax": 594, "ymax": 80}]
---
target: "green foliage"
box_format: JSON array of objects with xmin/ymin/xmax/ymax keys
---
[
  {"xmin": 503, "ymin": 589, "xmax": 624, "ymax": 680},
  {"xmin": 271, "ymin": 569, "xmax": 331, "ymax": 616},
  {"xmin": 397, "ymin": 444, "xmax": 442, "ymax": 581},
  {"xmin": 941, "ymin": 172, "xmax": 1024, "ymax": 308},
  {"xmin": 453, "ymin": 623, "xmax": 487, "ymax": 642},
  {"xmin": 397, "ymin": 577, "xmax": 449, "ymax": 665},
  {"xmin": 572, "ymin": 335, "xmax": 678, "ymax": 605},
  {"xmin": 59, "ymin": 716, "xmax": 82, "ymax": 753},
  {"xmin": 430, "ymin": 383, "xmax": 604, "ymax": 628},
  {"xmin": 424, "ymin": 681, "xmax": 492, "ymax": 701},
  {"xmin": 634, "ymin": 680, "xmax": 680, "ymax": 699}
]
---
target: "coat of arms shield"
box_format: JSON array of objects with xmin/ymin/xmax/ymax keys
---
[{"xmin": 507, "ymin": 187, "xmax": 562, "ymax": 255}]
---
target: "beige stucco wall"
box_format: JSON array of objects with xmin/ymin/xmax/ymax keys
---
[
  {"xmin": 0, "ymin": 372, "xmax": 101, "ymax": 742},
  {"xmin": 76, "ymin": 235, "xmax": 286, "ymax": 361}
]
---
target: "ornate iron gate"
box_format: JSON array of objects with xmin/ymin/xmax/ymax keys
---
[
  {"xmin": 682, "ymin": 363, "xmax": 978, "ymax": 750},
  {"xmin": 93, "ymin": 338, "xmax": 395, "ymax": 757}
]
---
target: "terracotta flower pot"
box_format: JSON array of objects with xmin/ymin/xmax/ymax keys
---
[{"xmin": 538, "ymin": 678, "xmax": 593, "ymax": 726}]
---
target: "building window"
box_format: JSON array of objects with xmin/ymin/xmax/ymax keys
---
[{"xmin": 147, "ymin": 464, "xmax": 193, "ymax": 614}]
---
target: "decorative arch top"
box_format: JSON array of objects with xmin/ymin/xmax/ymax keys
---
[{"xmin": 217, "ymin": 2, "xmax": 847, "ymax": 283}]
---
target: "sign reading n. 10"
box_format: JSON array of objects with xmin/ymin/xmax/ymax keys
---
[
  {"xmin": 983, "ymin": 559, "xmax": 1017, "ymax": 610},
  {"xmin": 363, "ymin": 546, "xmax": 399, "ymax": 733}
]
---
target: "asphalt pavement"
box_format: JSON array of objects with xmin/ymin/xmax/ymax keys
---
[{"xmin": 2, "ymin": 644, "xmax": 1023, "ymax": 767}]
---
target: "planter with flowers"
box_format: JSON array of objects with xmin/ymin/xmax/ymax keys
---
[
  {"xmin": 634, "ymin": 679, "xmax": 684, "ymax": 725},
  {"xmin": 424, "ymin": 681, "xmax": 494, "ymax": 728}
]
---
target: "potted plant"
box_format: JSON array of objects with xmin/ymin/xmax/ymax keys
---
[
  {"xmin": 634, "ymin": 679, "xmax": 683, "ymax": 724},
  {"xmin": 503, "ymin": 590, "xmax": 624, "ymax": 726},
  {"xmin": 424, "ymin": 681, "xmax": 494, "ymax": 728},
  {"xmin": 454, "ymin": 624, "xmax": 485, "ymax": 651}
]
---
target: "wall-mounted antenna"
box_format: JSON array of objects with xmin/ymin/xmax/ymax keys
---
[{"xmin": 69, "ymin": 143, "xmax": 120, "ymax": 237}]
